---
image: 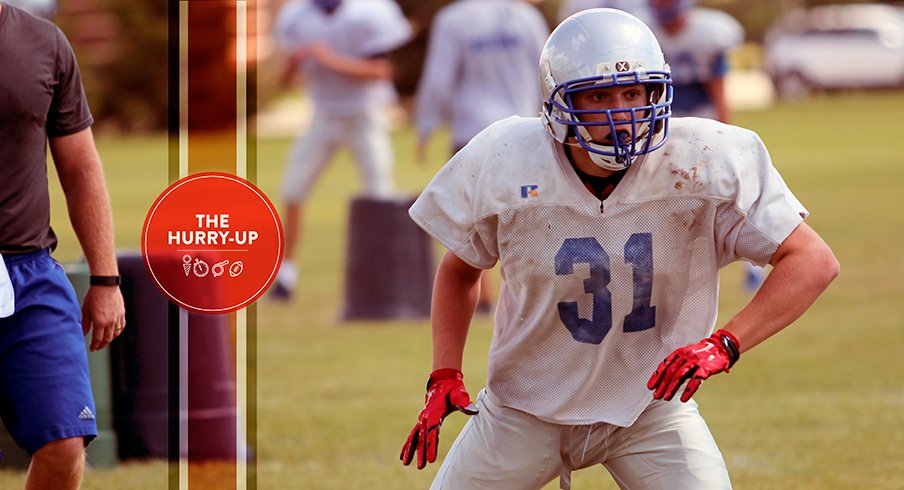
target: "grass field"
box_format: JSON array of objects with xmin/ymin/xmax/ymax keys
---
[{"xmin": 2, "ymin": 90, "xmax": 903, "ymax": 489}]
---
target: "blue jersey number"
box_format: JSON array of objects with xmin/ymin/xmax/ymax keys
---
[{"xmin": 554, "ymin": 234, "xmax": 656, "ymax": 344}]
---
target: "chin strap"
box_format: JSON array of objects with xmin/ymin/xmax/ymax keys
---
[{"xmin": 571, "ymin": 127, "xmax": 636, "ymax": 171}]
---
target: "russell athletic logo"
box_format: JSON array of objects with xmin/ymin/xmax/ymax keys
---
[{"xmin": 520, "ymin": 184, "xmax": 540, "ymax": 198}]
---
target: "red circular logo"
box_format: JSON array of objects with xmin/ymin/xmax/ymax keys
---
[{"xmin": 141, "ymin": 172, "xmax": 283, "ymax": 313}]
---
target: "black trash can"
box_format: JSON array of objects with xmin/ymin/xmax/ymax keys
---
[
  {"xmin": 113, "ymin": 252, "xmax": 236, "ymax": 460},
  {"xmin": 111, "ymin": 253, "xmax": 170, "ymax": 459},
  {"xmin": 341, "ymin": 195, "xmax": 435, "ymax": 321},
  {"xmin": 185, "ymin": 313, "xmax": 237, "ymax": 460}
]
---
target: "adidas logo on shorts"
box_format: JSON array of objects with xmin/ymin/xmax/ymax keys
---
[{"xmin": 78, "ymin": 406, "xmax": 95, "ymax": 421}]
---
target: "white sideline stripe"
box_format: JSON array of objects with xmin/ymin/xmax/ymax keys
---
[
  {"xmin": 236, "ymin": 3, "xmax": 249, "ymax": 490},
  {"xmin": 236, "ymin": 0, "xmax": 247, "ymax": 181}
]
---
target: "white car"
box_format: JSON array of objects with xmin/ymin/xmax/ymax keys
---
[{"xmin": 764, "ymin": 3, "xmax": 904, "ymax": 98}]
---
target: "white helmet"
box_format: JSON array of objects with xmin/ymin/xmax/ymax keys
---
[{"xmin": 540, "ymin": 8, "xmax": 672, "ymax": 171}]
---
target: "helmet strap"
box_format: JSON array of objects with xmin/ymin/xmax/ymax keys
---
[{"xmin": 575, "ymin": 125, "xmax": 634, "ymax": 171}]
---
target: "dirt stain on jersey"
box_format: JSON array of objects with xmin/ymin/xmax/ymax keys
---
[
  {"xmin": 669, "ymin": 160, "xmax": 708, "ymax": 191},
  {"xmin": 671, "ymin": 167, "xmax": 699, "ymax": 189},
  {"xmin": 671, "ymin": 211, "xmax": 702, "ymax": 232}
]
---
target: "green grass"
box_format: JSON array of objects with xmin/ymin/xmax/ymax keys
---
[{"xmin": 5, "ymin": 90, "xmax": 903, "ymax": 489}]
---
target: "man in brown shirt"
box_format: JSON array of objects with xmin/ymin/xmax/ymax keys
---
[{"xmin": 0, "ymin": 3, "xmax": 125, "ymax": 488}]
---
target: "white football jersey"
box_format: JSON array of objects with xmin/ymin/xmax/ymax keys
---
[
  {"xmin": 410, "ymin": 116, "xmax": 807, "ymax": 426},
  {"xmin": 414, "ymin": 0, "xmax": 549, "ymax": 148},
  {"xmin": 272, "ymin": 0, "xmax": 412, "ymax": 116}
]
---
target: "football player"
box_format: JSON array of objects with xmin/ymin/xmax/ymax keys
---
[
  {"xmin": 269, "ymin": 0, "xmax": 412, "ymax": 299},
  {"xmin": 400, "ymin": 9, "xmax": 838, "ymax": 489},
  {"xmin": 648, "ymin": 0, "xmax": 741, "ymax": 121},
  {"xmin": 648, "ymin": 0, "xmax": 765, "ymax": 290},
  {"xmin": 413, "ymin": 0, "xmax": 550, "ymax": 313}
]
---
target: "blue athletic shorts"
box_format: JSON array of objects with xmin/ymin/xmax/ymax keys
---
[{"xmin": 0, "ymin": 250, "xmax": 97, "ymax": 455}]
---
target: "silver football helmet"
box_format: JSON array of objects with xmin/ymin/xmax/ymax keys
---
[{"xmin": 540, "ymin": 8, "xmax": 672, "ymax": 171}]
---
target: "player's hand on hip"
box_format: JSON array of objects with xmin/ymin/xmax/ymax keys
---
[
  {"xmin": 647, "ymin": 329, "xmax": 741, "ymax": 402},
  {"xmin": 82, "ymin": 285, "xmax": 126, "ymax": 352},
  {"xmin": 400, "ymin": 368, "xmax": 478, "ymax": 469}
]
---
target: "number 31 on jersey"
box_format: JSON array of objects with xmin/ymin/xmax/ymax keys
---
[{"xmin": 555, "ymin": 233, "xmax": 656, "ymax": 345}]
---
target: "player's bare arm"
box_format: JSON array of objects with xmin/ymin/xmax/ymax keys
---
[
  {"xmin": 276, "ymin": 53, "xmax": 302, "ymax": 90},
  {"xmin": 400, "ymin": 251, "xmax": 481, "ymax": 469},
  {"xmin": 706, "ymin": 76, "xmax": 731, "ymax": 122},
  {"xmin": 50, "ymin": 128, "xmax": 126, "ymax": 351},
  {"xmin": 431, "ymin": 251, "xmax": 482, "ymax": 371},
  {"xmin": 723, "ymin": 222, "xmax": 839, "ymax": 351},
  {"xmin": 303, "ymin": 42, "xmax": 393, "ymax": 80}
]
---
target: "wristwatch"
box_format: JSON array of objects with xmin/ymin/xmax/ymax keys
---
[{"xmin": 90, "ymin": 275, "xmax": 122, "ymax": 286}]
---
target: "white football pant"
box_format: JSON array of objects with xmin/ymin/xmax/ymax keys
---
[
  {"xmin": 431, "ymin": 389, "xmax": 731, "ymax": 490},
  {"xmin": 281, "ymin": 107, "xmax": 395, "ymax": 203}
]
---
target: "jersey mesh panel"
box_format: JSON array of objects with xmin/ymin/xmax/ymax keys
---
[{"xmin": 713, "ymin": 200, "xmax": 782, "ymax": 267}]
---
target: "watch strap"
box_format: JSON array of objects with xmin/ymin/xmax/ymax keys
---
[{"xmin": 89, "ymin": 275, "xmax": 122, "ymax": 286}]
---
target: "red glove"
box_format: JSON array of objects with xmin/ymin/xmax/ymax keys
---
[
  {"xmin": 400, "ymin": 368, "xmax": 478, "ymax": 469},
  {"xmin": 647, "ymin": 329, "xmax": 741, "ymax": 402}
]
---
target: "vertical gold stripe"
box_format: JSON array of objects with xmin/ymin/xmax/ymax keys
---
[
  {"xmin": 179, "ymin": 1, "xmax": 189, "ymax": 181},
  {"xmin": 245, "ymin": 302, "xmax": 257, "ymax": 490}
]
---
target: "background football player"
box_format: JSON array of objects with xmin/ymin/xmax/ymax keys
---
[
  {"xmin": 270, "ymin": 0, "xmax": 412, "ymax": 299},
  {"xmin": 413, "ymin": 0, "xmax": 549, "ymax": 314}
]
